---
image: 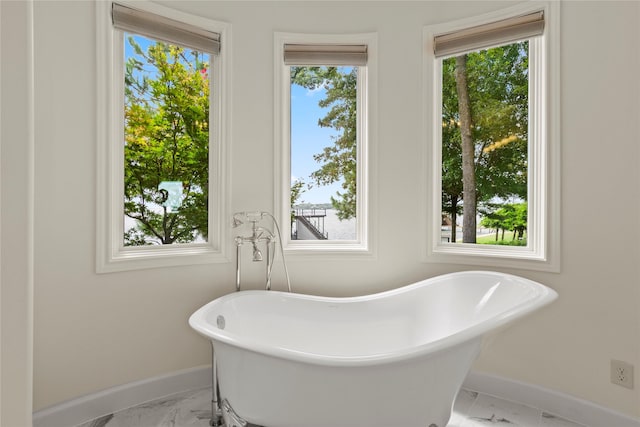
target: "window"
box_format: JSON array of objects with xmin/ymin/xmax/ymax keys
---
[
  {"xmin": 274, "ymin": 33, "xmax": 376, "ymax": 255},
  {"xmin": 96, "ymin": 1, "xmax": 230, "ymax": 272},
  {"xmin": 423, "ymin": 2, "xmax": 560, "ymax": 271}
]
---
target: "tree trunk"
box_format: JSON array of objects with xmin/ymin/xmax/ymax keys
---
[
  {"xmin": 450, "ymin": 197, "xmax": 458, "ymax": 243},
  {"xmin": 454, "ymin": 55, "xmax": 477, "ymax": 243}
]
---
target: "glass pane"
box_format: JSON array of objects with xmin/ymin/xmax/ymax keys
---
[
  {"xmin": 123, "ymin": 33, "xmax": 210, "ymax": 246},
  {"xmin": 289, "ymin": 66, "xmax": 358, "ymax": 241},
  {"xmin": 441, "ymin": 41, "xmax": 529, "ymax": 246}
]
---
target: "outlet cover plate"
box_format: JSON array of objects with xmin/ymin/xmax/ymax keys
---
[{"xmin": 611, "ymin": 359, "xmax": 634, "ymax": 389}]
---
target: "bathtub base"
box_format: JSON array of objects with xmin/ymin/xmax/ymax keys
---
[{"xmin": 214, "ymin": 339, "xmax": 481, "ymax": 427}]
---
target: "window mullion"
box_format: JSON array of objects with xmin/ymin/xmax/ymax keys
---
[{"xmin": 527, "ymin": 36, "xmax": 545, "ymax": 259}]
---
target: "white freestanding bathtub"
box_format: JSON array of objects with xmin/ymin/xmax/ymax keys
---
[{"xmin": 189, "ymin": 271, "xmax": 557, "ymax": 427}]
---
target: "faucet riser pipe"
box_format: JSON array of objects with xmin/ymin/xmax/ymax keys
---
[
  {"xmin": 265, "ymin": 241, "xmax": 271, "ymax": 291},
  {"xmin": 235, "ymin": 241, "xmax": 241, "ymax": 292}
]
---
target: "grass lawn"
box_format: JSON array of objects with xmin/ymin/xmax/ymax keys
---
[{"xmin": 476, "ymin": 230, "xmax": 527, "ymax": 246}]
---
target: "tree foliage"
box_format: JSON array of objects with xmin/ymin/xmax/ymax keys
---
[
  {"xmin": 291, "ymin": 66, "xmax": 358, "ymax": 220},
  {"xmin": 124, "ymin": 35, "xmax": 210, "ymax": 245},
  {"xmin": 480, "ymin": 203, "xmax": 527, "ymax": 244},
  {"xmin": 442, "ymin": 42, "xmax": 529, "ymax": 243}
]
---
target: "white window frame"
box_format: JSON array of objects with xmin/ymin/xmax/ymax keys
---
[
  {"xmin": 96, "ymin": 1, "xmax": 231, "ymax": 273},
  {"xmin": 274, "ymin": 32, "xmax": 377, "ymax": 258},
  {"xmin": 423, "ymin": 2, "xmax": 560, "ymax": 272}
]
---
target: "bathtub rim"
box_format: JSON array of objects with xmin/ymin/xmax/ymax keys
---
[{"xmin": 189, "ymin": 270, "xmax": 558, "ymax": 367}]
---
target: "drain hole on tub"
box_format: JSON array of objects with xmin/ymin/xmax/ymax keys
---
[{"xmin": 216, "ymin": 315, "xmax": 226, "ymax": 329}]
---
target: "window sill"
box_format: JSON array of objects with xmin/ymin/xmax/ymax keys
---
[
  {"xmin": 425, "ymin": 242, "xmax": 559, "ymax": 273},
  {"xmin": 97, "ymin": 244, "xmax": 230, "ymax": 273},
  {"xmin": 283, "ymin": 240, "xmax": 374, "ymax": 260}
]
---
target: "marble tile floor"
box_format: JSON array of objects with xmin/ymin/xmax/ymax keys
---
[{"xmin": 76, "ymin": 387, "xmax": 587, "ymax": 427}]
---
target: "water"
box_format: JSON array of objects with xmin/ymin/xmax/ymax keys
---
[{"xmin": 318, "ymin": 209, "xmax": 357, "ymax": 240}]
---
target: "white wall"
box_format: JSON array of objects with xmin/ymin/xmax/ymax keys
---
[
  {"xmin": 1, "ymin": 1, "xmax": 34, "ymax": 426},
  {"xmin": 20, "ymin": 0, "xmax": 640, "ymax": 420}
]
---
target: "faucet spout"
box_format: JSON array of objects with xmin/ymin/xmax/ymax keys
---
[{"xmin": 251, "ymin": 242, "xmax": 263, "ymax": 262}]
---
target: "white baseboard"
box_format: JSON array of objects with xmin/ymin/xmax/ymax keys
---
[
  {"xmin": 32, "ymin": 365, "xmax": 211, "ymax": 427},
  {"xmin": 33, "ymin": 367, "xmax": 639, "ymax": 427},
  {"xmin": 463, "ymin": 371, "xmax": 640, "ymax": 427}
]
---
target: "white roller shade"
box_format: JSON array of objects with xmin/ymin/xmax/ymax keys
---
[
  {"xmin": 284, "ymin": 44, "xmax": 367, "ymax": 66},
  {"xmin": 434, "ymin": 11, "xmax": 544, "ymax": 58},
  {"xmin": 112, "ymin": 3, "xmax": 220, "ymax": 55}
]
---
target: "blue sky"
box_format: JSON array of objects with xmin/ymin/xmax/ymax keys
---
[{"xmin": 290, "ymin": 82, "xmax": 345, "ymax": 205}]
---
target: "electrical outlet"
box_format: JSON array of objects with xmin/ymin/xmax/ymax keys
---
[{"xmin": 611, "ymin": 360, "xmax": 634, "ymax": 389}]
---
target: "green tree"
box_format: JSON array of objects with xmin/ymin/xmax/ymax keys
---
[
  {"xmin": 479, "ymin": 211, "xmax": 505, "ymax": 241},
  {"xmin": 442, "ymin": 42, "xmax": 529, "ymax": 243},
  {"xmin": 480, "ymin": 203, "xmax": 527, "ymax": 244},
  {"xmin": 124, "ymin": 35, "xmax": 210, "ymax": 245},
  {"xmin": 291, "ymin": 66, "xmax": 357, "ymax": 220}
]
